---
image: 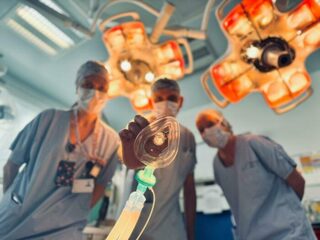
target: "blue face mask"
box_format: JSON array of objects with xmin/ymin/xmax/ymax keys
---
[
  {"xmin": 202, "ymin": 122, "xmax": 231, "ymax": 148},
  {"xmin": 77, "ymin": 87, "xmax": 108, "ymax": 114},
  {"xmin": 153, "ymin": 101, "xmax": 179, "ymax": 119}
]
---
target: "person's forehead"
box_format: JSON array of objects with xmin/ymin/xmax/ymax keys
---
[
  {"xmin": 83, "ymin": 75, "xmax": 108, "ymax": 85},
  {"xmin": 200, "ymin": 112, "xmax": 221, "ymax": 122},
  {"xmin": 152, "ymin": 88, "xmax": 180, "ymax": 96}
]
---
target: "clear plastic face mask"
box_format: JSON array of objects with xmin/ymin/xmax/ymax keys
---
[
  {"xmin": 134, "ymin": 116, "xmax": 180, "ymax": 169},
  {"xmin": 107, "ymin": 117, "xmax": 180, "ymax": 240}
]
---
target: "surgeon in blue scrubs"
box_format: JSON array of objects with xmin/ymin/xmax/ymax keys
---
[
  {"xmin": 0, "ymin": 61, "xmax": 120, "ymax": 239},
  {"xmin": 196, "ymin": 109, "xmax": 316, "ymax": 240}
]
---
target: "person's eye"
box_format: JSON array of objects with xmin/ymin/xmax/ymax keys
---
[
  {"xmin": 168, "ymin": 95, "xmax": 178, "ymax": 102},
  {"xmin": 155, "ymin": 97, "xmax": 163, "ymax": 102},
  {"xmin": 83, "ymin": 82, "xmax": 93, "ymax": 89}
]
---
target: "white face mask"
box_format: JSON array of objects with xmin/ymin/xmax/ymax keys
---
[
  {"xmin": 77, "ymin": 87, "xmax": 108, "ymax": 114},
  {"xmin": 153, "ymin": 101, "xmax": 179, "ymax": 118},
  {"xmin": 202, "ymin": 122, "xmax": 231, "ymax": 148}
]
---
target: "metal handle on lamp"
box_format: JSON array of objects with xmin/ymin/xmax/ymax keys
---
[
  {"xmin": 201, "ymin": 0, "xmax": 216, "ymax": 31},
  {"xmin": 91, "ymin": 0, "xmax": 161, "ymax": 33},
  {"xmin": 273, "ymin": 87, "xmax": 313, "ymax": 114},
  {"xmin": 99, "ymin": 12, "xmax": 140, "ymax": 31},
  {"xmin": 201, "ymin": 70, "xmax": 230, "ymax": 108},
  {"xmin": 177, "ymin": 38, "xmax": 194, "ymax": 74},
  {"xmin": 215, "ymin": 0, "xmax": 231, "ymax": 21},
  {"xmin": 150, "ymin": 2, "xmax": 176, "ymax": 44}
]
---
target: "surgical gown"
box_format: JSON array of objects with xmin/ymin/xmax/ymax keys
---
[
  {"xmin": 0, "ymin": 109, "xmax": 119, "ymax": 240},
  {"xmin": 214, "ymin": 134, "xmax": 316, "ymax": 240}
]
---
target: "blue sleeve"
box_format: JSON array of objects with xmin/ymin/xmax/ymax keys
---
[
  {"xmin": 96, "ymin": 149, "xmax": 119, "ymax": 187},
  {"xmin": 9, "ymin": 112, "xmax": 43, "ymax": 165},
  {"xmin": 249, "ymin": 136, "xmax": 296, "ymax": 180}
]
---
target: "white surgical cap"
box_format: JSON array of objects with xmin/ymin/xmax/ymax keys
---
[{"xmin": 75, "ymin": 61, "xmax": 109, "ymax": 88}]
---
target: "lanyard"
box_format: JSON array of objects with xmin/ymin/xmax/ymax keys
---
[{"xmin": 73, "ymin": 109, "xmax": 100, "ymax": 162}]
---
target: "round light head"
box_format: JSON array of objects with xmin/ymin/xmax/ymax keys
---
[
  {"xmin": 120, "ymin": 60, "xmax": 132, "ymax": 72},
  {"xmin": 246, "ymin": 45, "xmax": 260, "ymax": 59},
  {"xmin": 145, "ymin": 71, "xmax": 155, "ymax": 83}
]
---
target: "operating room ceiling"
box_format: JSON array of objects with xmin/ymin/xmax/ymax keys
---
[{"xmin": 0, "ymin": 0, "xmax": 319, "ymax": 130}]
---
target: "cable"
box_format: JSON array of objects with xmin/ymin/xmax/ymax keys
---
[{"xmin": 136, "ymin": 187, "xmax": 156, "ymax": 240}]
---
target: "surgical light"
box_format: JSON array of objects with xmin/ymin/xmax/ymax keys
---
[
  {"xmin": 96, "ymin": 0, "xmax": 216, "ymax": 112},
  {"xmin": 101, "ymin": 18, "xmax": 191, "ymax": 112},
  {"xmin": 120, "ymin": 60, "xmax": 132, "ymax": 72},
  {"xmin": 145, "ymin": 72, "xmax": 155, "ymax": 83},
  {"xmin": 202, "ymin": 0, "xmax": 320, "ymax": 114},
  {"xmin": 130, "ymin": 88, "xmax": 152, "ymax": 112},
  {"xmin": 246, "ymin": 45, "xmax": 261, "ymax": 59}
]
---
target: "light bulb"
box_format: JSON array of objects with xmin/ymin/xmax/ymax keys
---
[
  {"xmin": 246, "ymin": 45, "xmax": 260, "ymax": 59},
  {"xmin": 145, "ymin": 71, "xmax": 155, "ymax": 82},
  {"xmin": 120, "ymin": 60, "xmax": 132, "ymax": 72},
  {"xmin": 253, "ymin": 2, "xmax": 274, "ymax": 28},
  {"xmin": 288, "ymin": 72, "xmax": 308, "ymax": 93},
  {"xmin": 259, "ymin": 15, "xmax": 273, "ymax": 27},
  {"xmin": 304, "ymin": 25, "xmax": 320, "ymax": 46},
  {"xmin": 287, "ymin": 4, "xmax": 315, "ymax": 30}
]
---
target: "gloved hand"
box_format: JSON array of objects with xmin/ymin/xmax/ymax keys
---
[{"xmin": 119, "ymin": 115, "xmax": 149, "ymax": 169}]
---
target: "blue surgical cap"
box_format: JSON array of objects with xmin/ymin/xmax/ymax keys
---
[{"xmin": 75, "ymin": 61, "xmax": 109, "ymax": 88}]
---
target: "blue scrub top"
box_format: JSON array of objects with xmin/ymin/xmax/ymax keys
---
[
  {"xmin": 214, "ymin": 134, "xmax": 316, "ymax": 240},
  {"xmin": 130, "ymin": 124, "xmax": 197, "ymax": 240},
  {"xmin": 0, "ymin": 109, "xmax": 119, "ymax": 240}
]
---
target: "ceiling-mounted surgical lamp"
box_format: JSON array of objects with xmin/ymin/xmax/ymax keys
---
[
  {"xmin": 201, "ymin": 0, "xmax": 320, "ymax": 114},
  {"xmin": 97, "ymin": 0, "xmax": 216, "ymax": 112},
  {"xmin": 101, "ymin": 18, "xmax": 193, "ymax": 111}
]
